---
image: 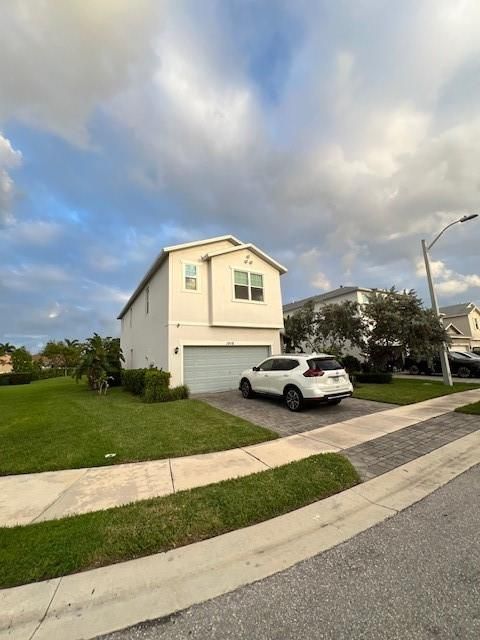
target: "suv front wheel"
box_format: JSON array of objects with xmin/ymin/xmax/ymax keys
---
[
  {"xmin": 240, "ymin": 378, "xmax": 254, "ymax": 398},
  {"xmin": 284, "ymin": 386, "xmax": 304, "ymax": 412}
]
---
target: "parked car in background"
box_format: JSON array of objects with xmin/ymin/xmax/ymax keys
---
[
  {"xmin": 406, "ymin": 351, "xmax": 480, "ymax": 378},
  {"xmin": 239, "ymin": 354, "xmax": 353, "ymax": 412}
]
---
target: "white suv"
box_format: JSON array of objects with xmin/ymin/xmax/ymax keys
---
[{"xmin": 239, "ymin": 353, "xmax": 353, "ymax": 412}]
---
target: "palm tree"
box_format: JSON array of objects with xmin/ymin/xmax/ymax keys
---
[
  {"xmin": 0, "ymin": 342, "xmax": 16, "ymax": 356},
  {"xmin": 75, "ymin": 334, "xmax": 124, "ymax": 389}
]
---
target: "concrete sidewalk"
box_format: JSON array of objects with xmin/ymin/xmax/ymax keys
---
[
  {"xmin": 1, "ymin": 388, "xmax": 480, "ymax": 527},
  {"xmin": 2, "ymin": 431, "xmax": 479, "ymax": 640}
]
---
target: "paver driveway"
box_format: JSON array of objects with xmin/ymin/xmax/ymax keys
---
[{"xmin": 197, "ymin": 390, "xmax": 395, "ymax": 437}]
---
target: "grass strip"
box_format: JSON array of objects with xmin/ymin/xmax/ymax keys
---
[
  {"xmin": 353, "ymin": 378, "xmax": 480, "ymax": 405},
  {"xmin": 0, "ymin": 454, "xmax": 359, "ymax": 589},
  {"xmin": 0, "ymin": 377, "xmax": 277, "ymax": 475},
  {"xmin": 455, "ymin": 401, "xmax": 480, "ymax": 415}
]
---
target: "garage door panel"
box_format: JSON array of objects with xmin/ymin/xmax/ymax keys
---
[{"xmin": 184, "ymin": 346, "xmax": 270, "ymax": 393}]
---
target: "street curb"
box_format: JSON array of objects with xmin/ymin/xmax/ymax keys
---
[{"xmin": 1, "ymin": 430, "xmax": 479, "ymax": 640}]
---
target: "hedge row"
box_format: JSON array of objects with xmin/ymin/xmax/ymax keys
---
[
  {"xmin": 122, "ymin": 368, "xmax": 188, "ymax": 403},
  {"xmin": 0, "ymin": 373, "xmax": 33, "ymax": 386},
  {"xmin": 32, "ymin": 368, "xmax": 75, "ymax": 380},
  {"xmin": 352, "ymin": 371, "xmax": 393, "ymax": 384}
]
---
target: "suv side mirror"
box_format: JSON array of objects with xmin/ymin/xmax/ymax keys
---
[{"xmin": 252, "ymin": 366, "xmax": 259, "ymax": 371}]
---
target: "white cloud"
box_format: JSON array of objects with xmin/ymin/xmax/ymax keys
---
[
  {"xmin": 0, "ymin": 133, "xmax": 22, "ymax": 224},
  {"xmin": 311, "ymin": 272, "xmax": 331, "ymax": 291},
  {"xmin": 415, "ymin": 258, "xmax": 480, "ymax": 298},
  {"xmin": 0, "ymin": 219, "xmax": 63, "ymax": 245},
  {"xmin": 0, "ymin": 1, "xmax": 163, "ymax": 145}
]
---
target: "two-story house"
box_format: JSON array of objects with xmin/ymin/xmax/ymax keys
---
[
  {"xmin": 283, "ymin": 286, "xmax": 373, "ymax": 317},
  {"xmin": 283, "ymin": 286, "xmax": 373, "ymax": 356},
  {"xmin": 440, "ymin": 302, "xmax": 480, "ymax": 352},
  {"xmin": 118, "ymin": 235, "xmax": 287, "ymax": 393}
]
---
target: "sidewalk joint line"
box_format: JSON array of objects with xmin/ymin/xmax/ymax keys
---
[
  {"xmin": 168, "ymin": 459, "xmax": 176, "ymax": 494},
  {"xmin": 240, "ymin": 447, "xmax": 272, "ymax": 469},
  {"xmin": 28, "ymin": 576, "xmax": 63, "ymax": 640},
  {"xmin": 350, "ymin": 486, "xmax": 399, "ymax": 515},
  {"xmin": 29, "ymin": 469, "xmax": 89, "ymax": 524}
]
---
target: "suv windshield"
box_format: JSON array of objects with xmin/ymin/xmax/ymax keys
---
[{"xmin": 307, "ymin": 357, "xmax": 342, "ymax": 371}]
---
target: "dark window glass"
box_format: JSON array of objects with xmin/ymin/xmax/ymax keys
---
[
  {"xmin": 307, "ymin": 358, "xmax": 342, "ymax": 371},
  {"xmin": 273, "ymin": 359, "xmax": 299, "ymax": 371},
  {"xmin": 234, "ymin": 284, "xmax": 249, "ymax": 299},
  {"xmin": 251, "ymin": 287, "xmax": 264, "ymax": 301},
  {"xmin": 258, "ymin": 359, "xmax": 275, "ymax": 371}
]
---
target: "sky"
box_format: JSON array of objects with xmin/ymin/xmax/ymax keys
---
[{"xmin": 1, "ymin": 0, "xmax": 480, "ymax": 352}]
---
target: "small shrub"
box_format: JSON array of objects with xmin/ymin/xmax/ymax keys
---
[
  {"xmin": 144, "ymin": 384, "xmax": 189, "ymax": 403},
  {"xmin": 353, "ymin": 371, "xmax": 393, "ymax": 384},
  {"xmin": 0, "ymin": 372, "xmax": 33, "ymax": 385},
  {"xmin": 341, "ymin": 355, "xmax": 362, "ymax": 373},
  {"xmin": 122, "ymin": 368, "xmax": 148, "ymax": 395},
  {"xmin": 143, "ymin": 369, "xmax": 173, "ymax": 403}
]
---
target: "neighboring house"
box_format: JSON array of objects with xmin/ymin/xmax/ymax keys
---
[
  {"xmin": 440, "ymin": 303, "xmax": 480, "ymax": 352},
  {"xmin": 118, "ymin": 235, "xmax": 287, "ymax": 393},
  {"xmin": 283, "ymin": 286, "xmax": 373, "ymax": 316},
  {"xmin": 0, "ymin": 354, "xmax": 12, "ymax": 374},
  {"xmin": 283, "ymin": 286, "xmax": 373, "ymax": 356}
]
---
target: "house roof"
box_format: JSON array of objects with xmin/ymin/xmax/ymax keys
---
[
  {"xmin": 440, "ymin": 302, "xmax": 478, "ymax": 317},
  {"xmin": 118, "ymin": 236, "xmax": 241, "ymax": 319},
  {"xmin": 283, "ymin": 286, "xmax": 371, "ymax": 314},
  {"xmin": 117, "ymin": 235, "xmax": 286, "ymax": 319},
  {"xmin": 444, "ymin": 322, "xmax": 465, "ymax": 336},
  {"xmin": 204, "ymin": 243, "xmax": 287, "ymax": 274}
]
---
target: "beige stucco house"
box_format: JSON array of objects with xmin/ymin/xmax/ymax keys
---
[
  {"xmin": 0, "ymin": 354, "xmax": 13, "ymax": 374},
  {"xmin": 440, "ymin": 303, "xmax": 480, "ymax": 352},
  {"xmin": 283, "ymin": 286, "xmax": 373, "ymax": 316},
  {"xmin": 118, "ymin": 235, "xmax": 287, "ymax": 393}
]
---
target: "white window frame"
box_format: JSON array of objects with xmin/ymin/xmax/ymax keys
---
[
  {"xmin": 182, "ymin": 261, "xmax": 201, "ymax": 293},
  {"xmin": 232, "ymin": 268, "xmax": 266, "ymax": 304}
]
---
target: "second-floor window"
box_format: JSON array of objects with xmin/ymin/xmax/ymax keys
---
[
  {"xmin": 234, "ymin": 270, "xmax": 264, "ymax": 302},
  {"xmin": 184, "ymin": 263, "xmax": 198, "ymax": 291}
]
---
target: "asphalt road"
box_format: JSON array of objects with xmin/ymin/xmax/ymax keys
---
[{"xmin": 101, "ymin": 464, "xmax": 480, "ymax": 640}]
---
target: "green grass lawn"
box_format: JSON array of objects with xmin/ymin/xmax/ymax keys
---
[
  {"xmin": 455, "ymin": 401, "xmax": 480, "ymax": 415},
  {"xmin": 0, "ymin": 453, "xmax": 359, "ymax": 588},
  {"xmin": 353, "ymin": 378, "xmax": 480, "ymax": 405},
  {"xmin": 0, "ymin": 377, "xmax": 277, "ymax": 476}
]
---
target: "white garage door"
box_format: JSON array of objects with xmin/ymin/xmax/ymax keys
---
[{"xmin": 183, "ymin": 345, "xmax": 270, "ymax": 394}]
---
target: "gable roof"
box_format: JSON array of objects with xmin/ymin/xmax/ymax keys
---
[
  {"xmin": 204, "ymin": 243, "xmax": 287, "ymax": 274},
  {"xmin": 444, "ymin": 322, "xmax": 465, "ymax": 335},
  {"xmin": 117, "ymin": 235, "xmax": 241, "ymax": 319},
  {"xmin": 440, "ymin": 302, "xmax": 478, "ymax": 317},
  {"xmin": 283, "ymin": 286, "xmax": 371, "ymax": 314}
]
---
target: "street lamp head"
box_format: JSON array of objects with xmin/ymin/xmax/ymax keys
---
[{"xmin": 459, "ymin": 213, "xmax": 478, "ymax": 223}]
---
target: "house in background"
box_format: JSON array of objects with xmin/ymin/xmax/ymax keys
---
[
  {"xmin": 283, "ymin": 286, "xmax": 373, "ymax": 356},
  {"xmin": 440, "ymin": 303, "xmax": 480, "ymax": 352},
  {"xmin": 0, "ymin": 354, "xmax": 12, "ymax": 374},
  {"xmin": 283, "ymin": 286, "xmax": 373, "ymax": 317},
  {"xmin": 118, "ymin": 235, "xmax": 287, "ymax": 393}
]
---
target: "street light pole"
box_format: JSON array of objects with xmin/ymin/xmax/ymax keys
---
[
  {"xmin": 421, "ymin": 213, "xmax": 478, "ymax": 387},
  {"xmin": 421, "ymin": 239, "xmax": 453, "ymax": 386}
]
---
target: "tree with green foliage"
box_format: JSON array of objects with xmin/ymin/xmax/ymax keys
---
[
  {"xmin": 0, "ymin": 342, "xmax": 16, "ymax": 356},
  {"xmin": 363, "ymin": 288, "xmax": 449, "ymax": 370},
  {"xmin": 11, "ymin": 347, "xmax": 33, "ymax": 373},
  {"xmin": 315, "ymin": 301, "xmax": 367, "ymax": 355},
  {"xmin": 42, "ymin": 339, "xmax": 82, "ymax": 373},
  {"xmin": 75, "ymin": 334, "xmax": 124, "ymax": 390},
  {"xmin": 283, "ymin": 301, "xmax": 317, "ymax": 352}
]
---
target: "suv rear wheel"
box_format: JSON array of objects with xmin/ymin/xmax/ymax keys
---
[
  {"xmin": 457, "ymin": 366, "xmax": 471, "ymax": 378},
  {"xmin": 284, "ymin": 386, "xmax": 304, "ymax": 412}
]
